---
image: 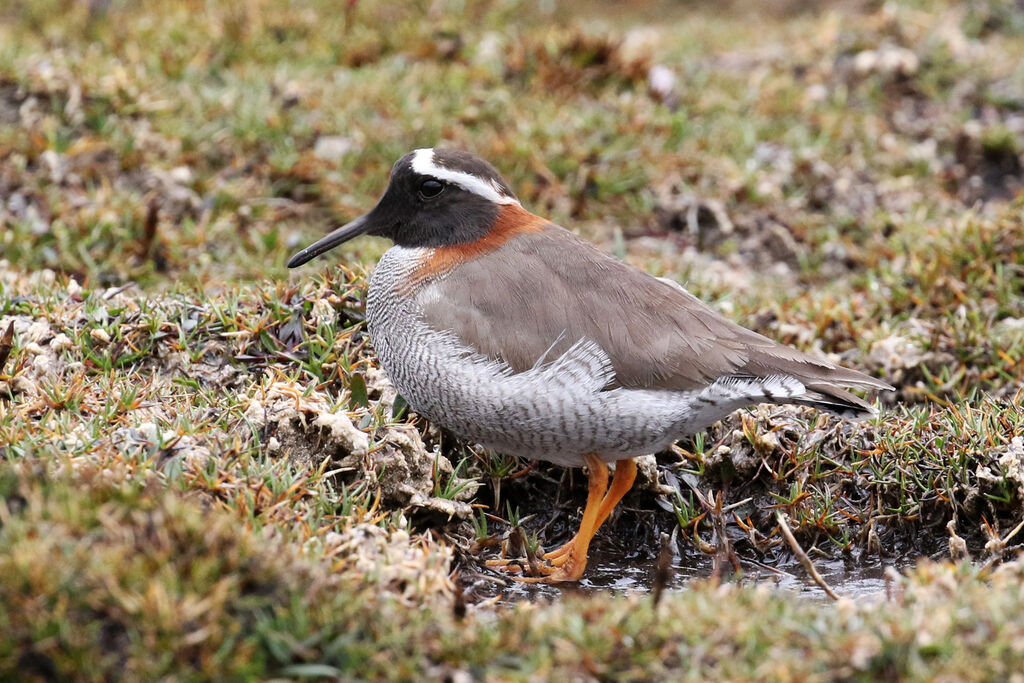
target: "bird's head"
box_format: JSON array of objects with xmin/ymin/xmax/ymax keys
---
[{"xmin": 287, "ymin": 148, "xmax": 519, "ymax": 267}]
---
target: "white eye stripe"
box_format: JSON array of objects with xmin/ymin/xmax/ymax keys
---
[{"xmin": 411, "ymin": 148, "xmax": 520, "ymax": 206}]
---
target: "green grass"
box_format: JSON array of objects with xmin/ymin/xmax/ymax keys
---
[
  {"xmin": 3, "ymin": 0, "xmax": 1024, "ymax": 678},
  {"xmin": 4, "ymin": 465, "xmax": 1024, "ymax": 680}
]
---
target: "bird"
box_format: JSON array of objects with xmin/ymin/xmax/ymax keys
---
[{"xmin": 287, "ymin": 148, "xmax": 893, "ymax": 584}]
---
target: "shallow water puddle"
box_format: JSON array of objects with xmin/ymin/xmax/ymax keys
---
[{"xmin": 486, "ymin": 549, "xmax": 919, "ymax": 604}]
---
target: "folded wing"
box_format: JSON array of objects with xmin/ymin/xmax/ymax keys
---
[{"xmin": 417, "ymin": 225, "xmax": 891, "ymax": 416}]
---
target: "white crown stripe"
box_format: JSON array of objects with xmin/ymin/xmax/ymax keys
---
[{"xmin": 411, "ymin": 148, "xmax": 520, "ymax": 206}]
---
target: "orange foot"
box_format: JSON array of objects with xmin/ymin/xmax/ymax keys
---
[
  {"xmin": 485, "ymin": 552, "xmax": 587, "ymax": 583},
  {"xmin": 485, "ymin": 456, "xmax": 638, "ymax": 584}
]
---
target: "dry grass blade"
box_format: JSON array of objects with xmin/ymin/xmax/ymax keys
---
[{"xmin": 775, "ymin": 510, "xmax": 840, "ymax": 601}]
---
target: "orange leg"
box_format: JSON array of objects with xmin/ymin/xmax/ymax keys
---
[
  {"xmin": 486, "ymin": 454, "xmax": 608, "ymax": 579},
  {"xmin": 512, "ymin": 453, "xmax": 609, "ymax": 582},
  {"xmin": 487, "ymin": 457, "xmax": 640, "ymax": 583},
  {"xmin": 544, "ymin": 458, "xmax": 638, "ymax": 566}
]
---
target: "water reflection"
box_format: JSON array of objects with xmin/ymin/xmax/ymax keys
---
[{"xmin": 485, "ymin": 548, "xmax": 919, "ymax": 605}]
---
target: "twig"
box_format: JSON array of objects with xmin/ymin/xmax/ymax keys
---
[
  {"xmin": 1001, "ymin": 516, "xmax": 1024, "ymax": 548},
  {"xmin": 651, "ymin": 532, "xmax": 673, "ymax": 607},
  {"xmin": 102, "ymin": 283, "xmax": 137, "ymax": 300},
  {"xmin": 452, "ymin": 573, "xmax": 467, "ymax": 622},
  {"xmin": 775, "ymin": 510, "xmax": 840, "ymax": 601},
  {"xmin": 0, "ymin": 322, "xmax": 14, "ymax": 375},
  {"xmin": 978, "ymin": 514, "xmax": 1024, "ymax": 574},
  {"xmin": 741, "ymin": 556, "xmax": 789, "ymax": 577},
  {"xmin": 140, "ymin": 197, "xmax": 159, "ymax": 258},
  {"xmin": 946, "ymin": 518, "xmax": 968, "ymax": 560}
]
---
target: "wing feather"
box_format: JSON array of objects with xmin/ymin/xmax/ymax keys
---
[{"xmin": 416, "ymin": 225, "xmax": 891, "ymax": 403}]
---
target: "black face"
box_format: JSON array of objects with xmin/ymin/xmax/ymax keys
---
[
  {"xmin": 286, "ymin": 149, "xmax": 517, "ymax": 268},
  {"xmin": 364, "ymin": 151, "xmax": 509, "ymax": 248}
]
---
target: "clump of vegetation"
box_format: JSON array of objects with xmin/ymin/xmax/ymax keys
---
[{"xmin": 5, "ymin": 462, "xmax": 1024, "ymax": 679}]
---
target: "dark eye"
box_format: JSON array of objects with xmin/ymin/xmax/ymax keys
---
[{"xmin": 418, "ymin": 179, "xmax": 445, "ymax": 199}]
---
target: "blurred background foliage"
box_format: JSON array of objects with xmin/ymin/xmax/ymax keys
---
[{"xmin": 2, "ymin": 0, "xmax": 1021, "ymax": 293}]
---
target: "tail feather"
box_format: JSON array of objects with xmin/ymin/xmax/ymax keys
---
[
  {"xmin": 711, "ymin": 374, "xmax": 887, "ymax": 420},
  {"xmin": 743, "ymin": 346, "xmax": 893, "ymax": 419},
  {"xmin": 789, "ymin": 383, "xmax": 877, "ymax": 419}
]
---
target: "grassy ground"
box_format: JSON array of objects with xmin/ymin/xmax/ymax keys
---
[{"xmin": 2, "ymin": 0, "xmax": 1024, "ymax": 679}]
